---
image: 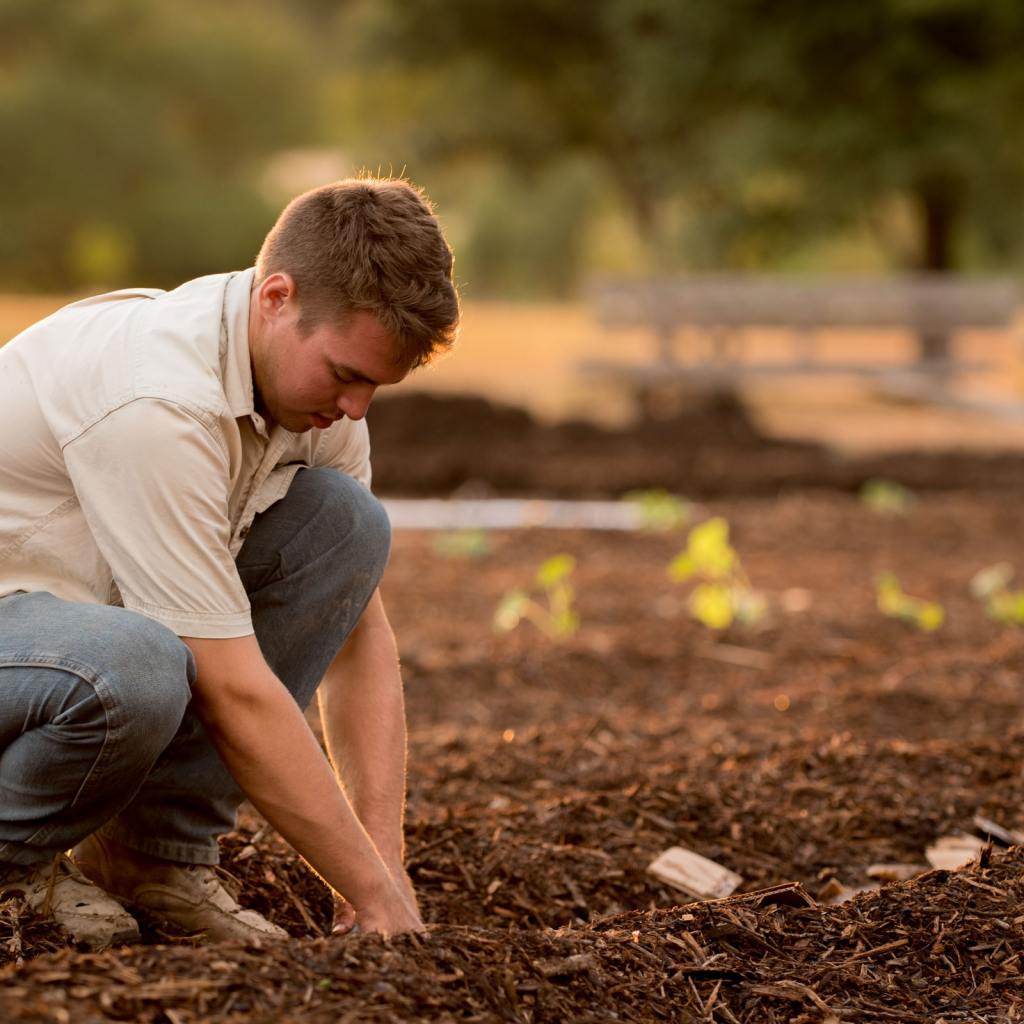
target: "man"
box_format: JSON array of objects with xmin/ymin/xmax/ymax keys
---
[{"xmin": 0, "ymin": 177, "xmax": 459, "ymax": 948}]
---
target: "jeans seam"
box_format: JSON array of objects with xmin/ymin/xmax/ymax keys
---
[{"xmin": 0, "ymin": 656, "xmax": 123, "ymax": 847}]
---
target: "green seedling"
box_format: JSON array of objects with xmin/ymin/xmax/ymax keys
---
[
  {"xmin": 876, "ymin": 571, "xmax": 944, "ymax": 631},
  {"xmin": 433, "ymin": 528, "xmax": 491, "ymax": 560},
  {"xmin": 969, "ymin": 562, "xmax": 1024, "ymax": 625},
  {"xmin": 668, "ymin": 517, "xmax": 765, "ymax": 629},
  {"xmin": 493, "ymin": 553, "xmax": 579, "ymax": 640},
  {"xmin": 621, "ymin": 489, "xmax": 692, "ymax": 531},
  {"xmin": 860, "ymin": 478, "xmax": 915, "ymax": 516}
]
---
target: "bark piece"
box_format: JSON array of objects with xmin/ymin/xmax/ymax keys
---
[{"xmin": 972, "ymin": 814, "xmax": 1024, "ymax": 848}]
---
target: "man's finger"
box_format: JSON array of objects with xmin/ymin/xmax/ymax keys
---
[{"xmin": 331, "ymin": 898, "xmax": 357, "ymax": 935}]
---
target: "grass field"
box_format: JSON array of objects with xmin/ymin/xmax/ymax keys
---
[{"xmin": 5, "ymin": 292, "xmax": 1024, "ymax": 455}]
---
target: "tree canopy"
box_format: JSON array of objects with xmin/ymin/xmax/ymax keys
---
[
  {"xmin": 3, "ymin": 0, "xmax": 1023, "ymax": 293},
  {"xmin": 0, "ymin": 0, "xmax": 314, "ymax": 288},
  {"xmin": 350, "ymin": 0, "xmax": 1024, "ymax": 277}
]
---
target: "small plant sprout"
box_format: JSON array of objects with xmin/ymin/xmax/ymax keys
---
[
  {"xmin": 493, "ymin": 554, "xmax": 580, "ymax": 640},
  {"xmin": 667, "ymin": 517, "xmax": 765, "ymax": 630},
  {"xmin": 621, "ymin": 489, "xmax": 692, "ymax": 531},
  {"xmin": 860, "ymin": 478, "xmax": 915, "ymax": 516},
  {"xmin": 433, "ymin": 528, "xmax": 490, "ymax": 560},
  {"xmin": 969, "ymin": 562, "xmax": 1024, "ymax": 625},
  {"xmin": 875, "ymin": 572, "xmax": 944, "ymax": 631}
]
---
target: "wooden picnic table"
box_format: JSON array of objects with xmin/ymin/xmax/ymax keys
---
[{"xmin": 581, "ymin": 274, "xmax": 1021, "ymax": 412}]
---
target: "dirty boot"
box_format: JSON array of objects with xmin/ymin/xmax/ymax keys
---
[
  {"xmin": 74, "ymin": 833, "xmax": 288, "ymax": 943},
  {"xmin": 0, "ymin": 854, "xmax": 140, "ymax": 950}
]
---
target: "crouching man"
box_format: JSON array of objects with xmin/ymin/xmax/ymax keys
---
[{"xmin": 0, "ymin": 177, "xmax": 459, "ymax": 948}]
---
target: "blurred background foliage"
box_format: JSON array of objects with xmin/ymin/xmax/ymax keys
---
[{"xmin": 2, "ymin": 0, "xmax": 1023, "ymax": 295}]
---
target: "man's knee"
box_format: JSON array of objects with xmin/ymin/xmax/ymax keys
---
[
  {"xmin": 89, "ymin": 610, "xmax": 194, "ymax": 750},
  {"xmin": 290, "ymin": 468, "xmax": 392, "ymax": 576}
]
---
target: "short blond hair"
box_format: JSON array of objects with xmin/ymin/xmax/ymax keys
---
[{"xmin": 256, "ymin": 177, "xmax": 459, "ymax": 367}]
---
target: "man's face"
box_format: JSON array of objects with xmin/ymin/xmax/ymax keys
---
[{"xmin": 250, "ymin": 276, "xmax": 412, "ymax": 432}]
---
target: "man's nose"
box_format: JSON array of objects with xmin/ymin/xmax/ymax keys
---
[{"xmin": 336, "ymin": 385, "xmax": 376, "ymax": 421}]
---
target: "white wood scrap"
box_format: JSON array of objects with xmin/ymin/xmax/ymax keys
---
[
  {"xmin": 972, "ymin": 814, "xmax": 1024, "ymax": 847},
  {"xmin": 647, "ymin": 846, "xmax": 742, "ymax": 900},
  {"xmin": 866, "ymin": 863, "xmax": 928, "ymax": 882},
  {"xmin": 925, "ymin": 834, "xmax": 988, "ymax": 871}
]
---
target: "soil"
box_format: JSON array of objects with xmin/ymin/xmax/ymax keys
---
[
  {"xmin": 2, "ymin": 487, "xmax": 1024, "ymax": 1020},
  {"xmin": 367, "ymin": 390, "xmax": 1024, "ymax": 498}
]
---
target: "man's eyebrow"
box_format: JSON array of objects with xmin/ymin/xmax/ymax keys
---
[{"xmin": 333, "ymin": 362, "xmax": 379, "ymax": 386}]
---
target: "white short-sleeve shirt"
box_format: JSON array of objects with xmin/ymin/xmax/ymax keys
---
[{"xmin": 0, "ymin": 268, "xmax": 372, "ymax": 638}]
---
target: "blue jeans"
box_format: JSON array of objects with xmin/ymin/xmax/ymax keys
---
[{"xmin": 0, "ymin": 469, "xmax": 391, "ymax": 866}]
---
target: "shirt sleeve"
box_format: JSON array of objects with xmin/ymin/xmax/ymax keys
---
[
  {"xmin": 312, "ymin": 417, "xmax": 372, "ymax": 488},
  {"xmin": 62, "ymin": 398, "xmax": 254, "ymax": 638}
]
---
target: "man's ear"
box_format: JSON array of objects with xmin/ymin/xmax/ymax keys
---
[{"xmin": 256, "ymin": 272, "xmax": 297, "ymax": 318}]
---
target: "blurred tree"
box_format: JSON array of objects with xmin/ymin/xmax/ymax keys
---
[
  {"xmin": 346, "ymin": 0, "xmax": 746, "ymax": 269},
  {"xmin": 744, "ymin": 0, "xmax": 1024, "ymax": 264},
  {"xmin": 345, "ymin": 0, "xmax": 1024, "ymax": 306},
  {"xmin": 748, "ymin": 0, "xmax": 1024, "ymax": 358},
  {"xmin": 0, "ymin": 0, "xmax": 316, "ymax": 289}
]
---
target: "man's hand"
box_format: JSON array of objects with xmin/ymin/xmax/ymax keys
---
[
  {"xmin": 332, "ymin": 863, "xmax": 422, "ymax": 936},
  {"xmin": 332, "ymin": 879, "xmax": 423, "ymax": 936}
]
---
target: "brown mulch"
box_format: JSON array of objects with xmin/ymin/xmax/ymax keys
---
[
  {"xmin": 1, "ymin": 846, "xmax": 1021, "ymax": 1022},
  {"xmin": 367, "ymin": 390, "xmax": 1024, "ymax": 497},
  {"xmin": 1, "ymin": 490, "xmax": 1024, "ymax": 1020}
]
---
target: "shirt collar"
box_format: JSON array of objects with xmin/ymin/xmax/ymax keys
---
[{"xmin": 220, "ymin": 267, "xmax": 259, "ymax": 421}]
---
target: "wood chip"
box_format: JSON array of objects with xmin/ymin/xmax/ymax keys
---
[
  {"xmin": 647, "ymin": 847, "xmax": 742, "ymax": 900},
  {"xmin": 925, "ymin": 834, "xmax": 988, "ymax": 871},
  {"xmin": 696, "ymin": 643, "xmax": 772, "ymax": 670},
  {"xmin": 972, "ymin": 814, "xmax": 1024, "ymax": 848},
  {"xmin": 866, "ymin": 863, "xmax": 927, "ymax": 882}
]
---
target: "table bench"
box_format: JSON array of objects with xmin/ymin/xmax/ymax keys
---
[{"xmin": 581, "ymin": 274, "xmax": 1021, "ymax": 411}]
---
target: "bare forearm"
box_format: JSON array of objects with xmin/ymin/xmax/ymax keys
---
[
  {"xmin": 319, "ymin": 593, "xmax": 409, "ymax": 865},
  {"xmin": 179, "ymin": 630, "xmax": 419, "ymax": 934},
  {"xmin": 195, "ymin": 672, "xmax": 395, "ymax": 904}
]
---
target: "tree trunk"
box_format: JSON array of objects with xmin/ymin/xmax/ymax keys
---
[{"xmin": 914, "ymin": 178, "xmax": 960, "ymax": 366}]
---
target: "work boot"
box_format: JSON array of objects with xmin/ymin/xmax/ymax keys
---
[
  {"xmin": 0, "ymin": 854, "xmax": 140, "ymax": 950},
  {"xmin": 73, "ymin": 833, "xmax": 288, "ymax": 943}
]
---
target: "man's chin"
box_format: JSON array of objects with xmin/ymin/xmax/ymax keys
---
[{"xmin": 275, "ymin": 414, "xmax": 314, "ymax": 434}]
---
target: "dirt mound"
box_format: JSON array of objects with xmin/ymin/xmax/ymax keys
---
[{"xmin": 368, "ymin": 390, "xmax": 1024, "ymax": 497}]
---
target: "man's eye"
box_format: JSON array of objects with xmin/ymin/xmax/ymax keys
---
[{"xmin": 335, "ymin": 371, "xmax": 353, "ymax": 384}]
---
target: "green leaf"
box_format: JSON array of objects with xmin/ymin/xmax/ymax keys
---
[
  {"xmin": 969, "ymin": 562, "xmax": 1014, "ymax": 600},
  {"xmin": 687, "ymin": 517, "xmax": 736, "ymax": 578},
  {"xmin": 916, "ymin": 602, "xmax": 944, "ymax": 632},
  {"xmin": 551, "ymin": 607, "xmax": 580, "ymax": 638},
  {"xmin": 990, "ymin": 589, "xmax": 1024, "ymax": 625},
  {"xmin": 860, "ymin": 479, "xmax": 915, "ymax": 515},
  {"xmin": 493, "ymin": 590, "xmax": 528, "ymax": 632},
  {"xmin": 536, "ymin": 554, "xmax": 576, "ymax": 590},
  {"xmin": 690, "ymin": 583, "xmax": 734, "ymax": 630},
  {"xmin": 433, "ymin": 528, "xmax": 490, "ymax": 560},
  {"xmin": 733, "ymin": 588, "xmax": 767, "ymax": 625},
  {"xmin": 875, "ymin": 572, "xmax": 906, "ymax": 616},
  {"xmin": 667, "ymin": 551, "xmax": 696, "ymax": 581},
  {"xmin": 622, "ymin": 489, "xmax": 691, "ymax": 531}
]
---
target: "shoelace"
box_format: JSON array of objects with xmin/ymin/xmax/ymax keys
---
[{"xmin": 41, "ymin": 853, "xmax": 85, "ymax": 915}]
